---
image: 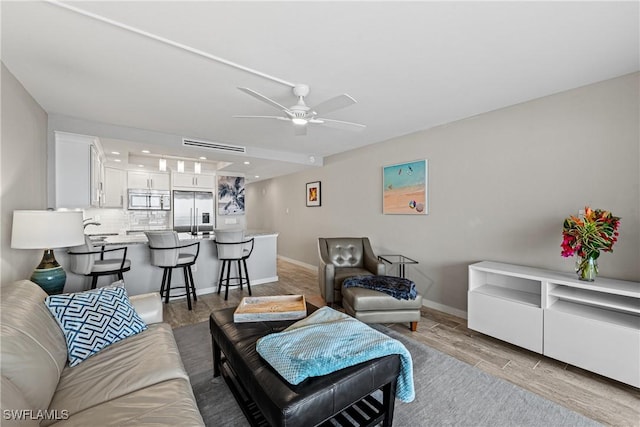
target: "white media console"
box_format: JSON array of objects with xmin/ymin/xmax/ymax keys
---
[{"xmin": 468, "ymin": 261, "xmax": 640, "ymax": 388}]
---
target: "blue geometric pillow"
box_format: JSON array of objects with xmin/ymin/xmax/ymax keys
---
[{"xmin": 45, "ymin": 285, "xmax": 147, "ymax": 367}]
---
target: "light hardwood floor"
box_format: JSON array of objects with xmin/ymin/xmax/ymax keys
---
[{"xmin": 164, "ymin": 259, "xmax": 640, "ymax": 426}]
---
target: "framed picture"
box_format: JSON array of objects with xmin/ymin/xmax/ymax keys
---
[
  {"xmin": 383, "ymin": 159, "xmax": 428, "ymax": 215},
  {"xmin": 306, "ymin": 181, "xmax": 321, "ymax": 207},
  {"xmin": 218, "ymin": 175, "xmax": 245, "ymax": 215}
]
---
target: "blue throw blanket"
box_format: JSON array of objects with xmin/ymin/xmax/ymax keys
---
[
  {"xmin": 256, "ymin": 306, "xmax": 415, "ymax": 402},
  {"xmin": 343, "ymin": 275, "xmax": 417, "ymax": 300}
]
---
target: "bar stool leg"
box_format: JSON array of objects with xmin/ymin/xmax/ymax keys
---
[
  {"xmin": 183, "ymin": 266, "xmax": 192, "ymax": 311},
  {"xmin": 188, "ymin": 265, "xmax": 197, "ymax": 301},
  {"xmin": 160, "ymin": 268, "xmax": 168, "ymax": 300},
  {"xmin": 243, "ymin": 258, "xmax": 252, "ymax": 296},
  {"xmin": 165, "ymin": 268, "xmax": 172, "ymax": 304},
  {"xmin": 237, "ymin": 260, "xmax": 243, "ymax": 290},
  {"xmin": 217, "ymin": 260, "xmax": 226, "ymax": 295},
  {"xmin": 224, "ymin": 259, "xmax": 232, "ymax": 301}
]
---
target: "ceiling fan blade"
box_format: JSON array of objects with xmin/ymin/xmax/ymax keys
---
[
  {"xmin": 314, "ymin": 117, "xmax": 366, "ymax": 131},
  {"xmin": 310, "ymin": 94, "xmax": 357, "ymax": 116},
  {"xmin": 237, "ymin": 87, "xmax": 291, "ymax": 114},
  {"xmin": 293, "ymin": 124, "xmax": 307, "ymax": 136},
  {"xmin": 232, "ymin": 115, "xmax": 289, "ymax": 121}
]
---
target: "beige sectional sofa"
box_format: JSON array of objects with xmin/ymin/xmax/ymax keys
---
[{"xmin": 0, "ymin": 280, "xmax": 204, "ymax": 426}]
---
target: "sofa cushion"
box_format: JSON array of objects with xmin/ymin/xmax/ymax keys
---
[
  {"xmin": 48, "ymin": 379, "xmax": 204, "ymax": 426},
  {"xmin": 0, "ymin": 281, "xmax": 68, "ymax": 412},
  {"xmin": 45, "ymin": 286, "xmax": 147, "ymax": 367},
  {"xmin": 44, "ymin": 323, "xmax": 189, "ymax": 425}
]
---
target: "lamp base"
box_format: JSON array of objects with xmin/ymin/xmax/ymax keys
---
[{"xmin": 31, "ymin": 249, "xmax": 66, "ymax": 295}]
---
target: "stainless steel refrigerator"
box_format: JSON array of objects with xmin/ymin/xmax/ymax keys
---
[{"xmin": 173, "ymin": 191, "xmax": 215, "ymax": 234}]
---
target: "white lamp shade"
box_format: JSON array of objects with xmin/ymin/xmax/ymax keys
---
[{"xmin": 11, "ymin": 210, "xmax": 85, "ymax": 249}]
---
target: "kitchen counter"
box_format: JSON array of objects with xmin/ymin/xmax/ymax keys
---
[
  {"xmin": 57, "ymin": 230, "xmax": 279, "ymax": 296},
  {"xmin": 90, "ymin": 229, "xmax": 277, "ymax": 246}
]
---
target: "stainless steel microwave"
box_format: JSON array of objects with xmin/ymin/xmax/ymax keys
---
[{"xmin": 128, "ymin": 189, "xmax": 171, "ymax": 210}]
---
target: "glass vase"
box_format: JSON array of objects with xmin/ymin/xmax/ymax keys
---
[{"xmin": 576, "ymin": 254, "xmax": 598, "ymax": 281}]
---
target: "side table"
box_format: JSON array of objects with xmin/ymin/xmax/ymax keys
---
[{"xmin": 377, "ymin": 254, "xmax": 418, "ymax": 278}]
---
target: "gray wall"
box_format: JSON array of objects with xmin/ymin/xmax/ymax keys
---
[
  {"xmin": 247, "ymin": 73, "xmax": 640, "ymax": 315},
  {"xmin": 1, "ymin": 63, "xmax": 49, "ymax": 284}
]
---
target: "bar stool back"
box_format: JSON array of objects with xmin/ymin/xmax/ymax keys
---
[
  {"xmin": 214, "ymin": 229, "xmax": 254, "ymax": 300},
  {"xmin": 145, "ymin": 231, "xmax": 200, "ymax": 310},
  {"xmin": 68, "ymin": 236, "xmax": 131, "ymax": 289}
]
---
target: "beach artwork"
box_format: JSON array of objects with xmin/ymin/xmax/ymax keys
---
[
  {"xmin": 383, "ymin": 160, "xmax": 428, "ymax": 215},
  {"xmin": 218, "ymin": 175, "xmax": 245, "ymax": 215}
]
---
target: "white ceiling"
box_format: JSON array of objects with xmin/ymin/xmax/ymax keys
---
[{"xmin": 2, "ymin": 1, "xmax": 638, "ymax": 181}]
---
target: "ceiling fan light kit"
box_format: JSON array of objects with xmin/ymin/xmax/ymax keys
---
[{"xmin": 235, "ymin": 84, "xmax": 366, "ymax": 136}]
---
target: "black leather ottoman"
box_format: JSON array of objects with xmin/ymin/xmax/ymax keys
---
[{"xmin": 209, "ymin": 306, "xmax": 401, "ymax": 427}]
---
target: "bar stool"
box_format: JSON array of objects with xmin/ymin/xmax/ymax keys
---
[
  {"xmin": 213, "ymin": 229, "xmax": 254, "ymax": 301},
  {"xmin": 68, "ymin": 236, "xmax": 131, "ymax": 289},
  {"xmin": 145, "ymin": 231, "xmax": 200, "ymax": 310}
]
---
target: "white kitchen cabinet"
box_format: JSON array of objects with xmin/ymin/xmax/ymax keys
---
[
  {"xmin": 468, "ymin": 261, "xmax": 640, "ymax": 387},
  {"xmin": 55, "ymin": 132, "xmax": 104, "ymax": 208},
  {"xmin": 127, "ymin": 171, "xmax": 170, "ymax": 190},
  {"xmin": 172, "ymin": 172, "xmax": 215, "ymax": 189},
  {"xmin": 103, "ymin": 167, "xmax": 126, "ymax": 208}
]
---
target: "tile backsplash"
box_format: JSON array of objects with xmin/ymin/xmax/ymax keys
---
[{"xmin": 83, "ymin": 208, "xmax": 170, "ymax": 234}]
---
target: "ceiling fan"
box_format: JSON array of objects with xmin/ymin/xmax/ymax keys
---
[{"xmin": 233, "ymin": 84, "xmax": 366, "ymax": 136}]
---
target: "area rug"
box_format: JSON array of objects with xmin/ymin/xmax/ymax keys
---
[{"xmin": 174, "ymin": 321, "xmax": 601, "ymax": 427}]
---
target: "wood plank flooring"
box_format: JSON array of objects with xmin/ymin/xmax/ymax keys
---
[{"xmin": 164, "ymin": 259, "xmax": 640, "ymax": 426}]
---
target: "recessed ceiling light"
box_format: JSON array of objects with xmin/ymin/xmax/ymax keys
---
[
  {"xmin": 244, "ymin": 161, "xmax": 250, "ymax": 165},
  {"xmin": 254, "ymin": 175, "xmax": 260, "ymax": 178},
  {"xmin": 138, "ymin": 164, "xmax": 145, "ymax": 168},
  {"xmin": 111, "ymin": 151, "xmax": 120, "ymax": 155},
  {"xmin": 142, "ymin": 150, "xmax": 150, "ymax": 154},
  {"xmin": 199, "ymin": 156, "xmax": 207, "ymax": 160},
  {"xmin": 114, "ymin": 159, "xmax": 122, "ymax": 162}
]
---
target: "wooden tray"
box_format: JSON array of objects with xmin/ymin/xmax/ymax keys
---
[{"xmin": 234, "ymin": 295, "xmax": 307, "ymax": 323}]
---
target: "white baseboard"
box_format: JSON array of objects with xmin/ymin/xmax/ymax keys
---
[
  {"xmin": 195, "ymin": 276, "xmax": 279, "ymax": 296},
  {"xmin": 422, "ymin": 299, "xmax": 468, "ymax": 319},
  {"xmin": 277, "ymin": 255, "xmax": 318, "ymax": 272}
]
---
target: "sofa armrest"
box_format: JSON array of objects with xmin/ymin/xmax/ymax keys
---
[{"xmin": 129, "ymin": 292, "xmax": 163, "ymax": 324}]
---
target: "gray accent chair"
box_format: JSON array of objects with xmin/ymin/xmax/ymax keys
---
[
  {"xmin": 68, "ymin": 236, "xmax": 131, "ymax": 290},
  {"xmin": 317, "ymin": 237, "xmax": 385, "ymax": 306},
  {"xmin": 318, "ymin": 237, "xmax": 423, "ymax": 331}
]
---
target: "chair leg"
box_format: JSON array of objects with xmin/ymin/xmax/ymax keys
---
[
  {"xmin": 91, "ymin": 275, "xmax": 98, "ymax": 290},
  {"xmin": 183, "ymin": 266, "xmax": 192, "ymax": 311},
  {"xmin": 243, "ymin": 259, "xmax": 252, "ymax": 296},
  {"xmin": 165, "ymin": 269, "xmax": 172, "ymax": 304},
  {"xmin": 188, "ymin": 265, "xmax": 197, "ymax": 301}
]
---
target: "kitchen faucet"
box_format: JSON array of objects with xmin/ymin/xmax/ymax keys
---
[{"xmin": 83, "ymin": 218, "xmax": 101, "ymax": 230}]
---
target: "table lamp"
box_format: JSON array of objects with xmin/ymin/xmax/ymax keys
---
[{"xmin": 11, "ymin": 210, "xmax": 85, "ymax": 295}]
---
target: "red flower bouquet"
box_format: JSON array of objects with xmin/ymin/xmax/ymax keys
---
[{"xmin": 561, "ymin": 207, "xmax": 620, "ymax": 280}]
